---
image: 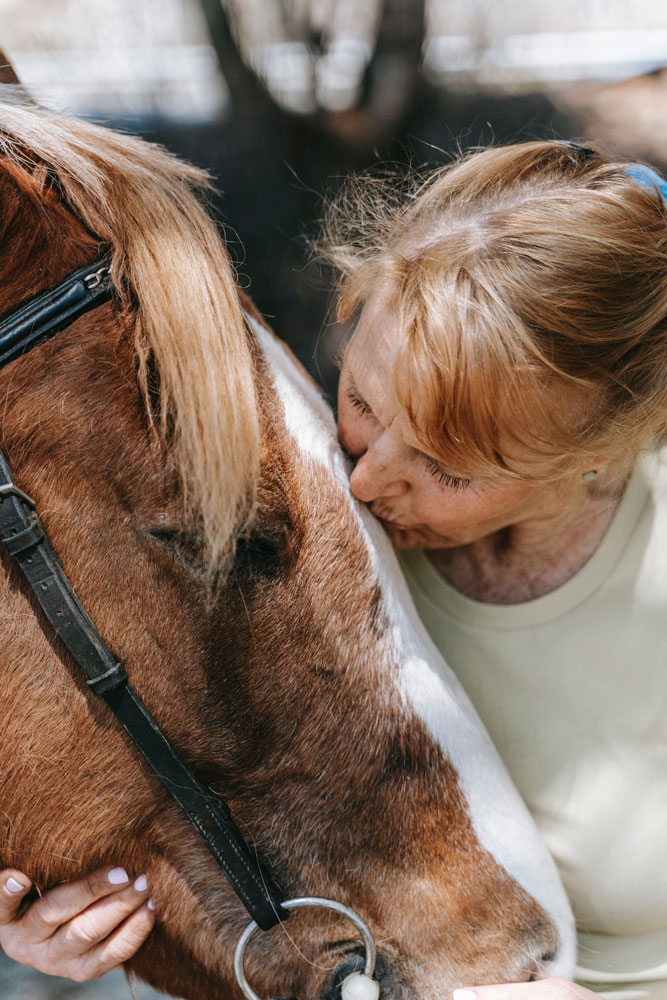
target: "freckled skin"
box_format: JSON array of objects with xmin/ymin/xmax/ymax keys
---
[{"xmin": 338, "ymin": 293, "xmax": 625, "ymax": 603}]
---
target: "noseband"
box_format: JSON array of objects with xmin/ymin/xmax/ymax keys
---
[{"xmin": 0, "ymin": 260, "xmax": 384, "ymax": 1000}]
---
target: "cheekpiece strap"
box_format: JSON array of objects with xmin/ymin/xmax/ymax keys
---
[
  {"xmin": 0, "ymin": 450, "xmax": 128, "ymax": 695},
  {"xmin": 0, "ymin": 448, "xmax": 287, "ymax": 929}
]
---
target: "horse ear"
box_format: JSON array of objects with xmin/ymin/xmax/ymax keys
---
[
  {"xmin": 0, "ymin": 51, "xmax": 21, "ymax": 86},
  {"xmin": 0, "ymin": 156, "xmax": 60, "ymax": 204}
]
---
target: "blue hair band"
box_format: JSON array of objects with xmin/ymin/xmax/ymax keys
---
[
  {"xmin": 563, "ymin": 142, "xmax": 667, "ymax": 202},
  {"xmin": 624, "ymin": 163, "xmax": 667, "ymax": 202}
]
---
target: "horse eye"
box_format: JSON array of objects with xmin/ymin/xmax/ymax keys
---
[
  {"xmin": 148, "ymin": 529, "xmax": 180, "ymax": 546},
  {"xmin": 234, "ymin": 524, "xmax": 291, "ymax": 577},
  {"xmin": 148, "ymin": 528, "xmax": 205, "ymax": 569}
]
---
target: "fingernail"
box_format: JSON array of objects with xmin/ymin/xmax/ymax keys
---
[
  {"xmin": 147, "ymin": 898, "xmax": 155, "ymax": 911},
  {"xmin": 453, "ymin": 991, "xmax": 477, "ymax": 1000},
  {"xmin": 134, "ymin": 875, "xmax": 148, "ymax": 893},
  {"xmin": 6, "ymin": 877, "xmax": 26, "ymax": 894},
  {"xmin": 107, "ymin": 867, "xmax": 129, "ymax": 885}
]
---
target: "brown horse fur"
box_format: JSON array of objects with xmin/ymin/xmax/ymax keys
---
[
  {"xmin": 0, "ymin": 90, "xmax": 570, "ymax": 999},
  {"xmin": 0, "ymin": 52, "xmax": 20, "ymax": 87}
]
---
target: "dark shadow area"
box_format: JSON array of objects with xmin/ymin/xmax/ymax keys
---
[{"xmin": 116, "ymin": 85, "xmax": 578, "ymax": 404}]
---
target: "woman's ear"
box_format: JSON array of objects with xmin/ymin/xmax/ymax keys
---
[{"xmin": 580, "ymin": 457, "xmax": 631, "ymax": 497}]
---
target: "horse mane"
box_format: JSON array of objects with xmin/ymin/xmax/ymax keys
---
[{"xmin": 0, "ymin": 87, "xmax": 260, "ymax": 571}]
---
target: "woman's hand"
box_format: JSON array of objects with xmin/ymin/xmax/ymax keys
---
[
  {"xmin": 0, "ymin": 866, "xmax": 155, "ymax": 982},
  {"xmin": 452, "ymin": 980, "xmax": 597, "ymax": 1000}
]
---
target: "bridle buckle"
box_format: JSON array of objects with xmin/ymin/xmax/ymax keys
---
[
  {"xmin": 84, "ymin": 265, "xmax": 111, "ymax": 290},
  {"xmin": 0, "ymin": 482, "xmax": 35, "ymax": 508}
]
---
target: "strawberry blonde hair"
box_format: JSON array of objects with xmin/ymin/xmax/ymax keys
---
[{"xmin": 321, "ymin": 141, "xmax": 667, "ymax": 482}]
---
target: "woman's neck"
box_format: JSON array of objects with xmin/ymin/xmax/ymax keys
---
[{"xmin": 427, "ymin": 485, "xmax": 625, "ymax": 604}]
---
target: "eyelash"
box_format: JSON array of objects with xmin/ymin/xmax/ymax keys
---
[
  {"xmin": 346, "ymin": 389, "xmax": 372, "ymax": 415},
  {"xmin": 347, "ymin": 388, "xmax": 470, "ymax": 491},
  {"xmin": 428, "ymin": 463, "xmax": 470, "ymax": 491}
]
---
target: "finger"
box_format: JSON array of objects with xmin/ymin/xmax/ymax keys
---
[
  {"xmin": 19, "ymin": 866, "xmax": 134, "ymax": 944},
  {"xmin": 452, "ymin": 979, "xmax": 593, "ymax": 1000},
  {"xmin": 49, "ymin": 877, "xmax": 151, "ymax": 960},
  {"xmin": 71, "ymin": 901, "xmax": 156, "ymax": 982},
  {"xmin": 0, "ymin": 870, "xmax": 32, "ymax": 925}
]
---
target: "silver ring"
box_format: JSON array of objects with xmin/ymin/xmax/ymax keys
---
[{"xmin": 233, "ymin": 896, "xmax": 377, "ymax": 1000}]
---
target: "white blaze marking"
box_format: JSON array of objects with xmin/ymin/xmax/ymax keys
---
[{"xmin": 250, "ymin": 316, "xmax": 576, "ymax": 975}]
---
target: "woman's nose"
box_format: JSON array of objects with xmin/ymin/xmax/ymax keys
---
[{"xmin": 348, "ymin": 446, "xmax": 409, "ymax": 503}]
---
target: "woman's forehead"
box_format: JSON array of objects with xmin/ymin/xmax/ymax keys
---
[
  {"xmin": 344, "ymin": 319, "xmax": 400, "ymax": 412},
  {"xmin": 342, "ymin": 318, "xmax": 457, "ymax": 470},
  {"xmin": 345, "ymin": 293, "xmax": 400, "ymax": 371}
]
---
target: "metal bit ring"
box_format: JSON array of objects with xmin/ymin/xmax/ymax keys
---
[{"xmin": 233, "ymin": 896, "xmax": 377, "ymax": 1000}]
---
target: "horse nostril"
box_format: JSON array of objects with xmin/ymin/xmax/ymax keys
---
[
  {"xmin": 320, "ymin": 954, "xmax": 366, "ymax": 1000},
  {"xmin": 523, "ymin": 948, "xmax": 560, "ymax": 983},
  {"xmin": 320, "ymin": 952, "xmax": 407, "ymax": 1000}
]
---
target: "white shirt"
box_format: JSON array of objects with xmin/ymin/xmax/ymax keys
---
[{"xmin": 398, "ymin": 451, "xmax": 667, "ymax": 999}]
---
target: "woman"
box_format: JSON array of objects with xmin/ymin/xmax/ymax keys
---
[{"xmin": 1, "ymin": 140, "xmax": 666, "ymax": 999}]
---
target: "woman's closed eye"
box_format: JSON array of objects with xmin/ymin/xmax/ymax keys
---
[
  {"xmin": 427, "ymin": 460, "xmax": 470, "ymax": 492},
  {"xmin": 346, "ymin": 388, "xmax": 373, "ymax": 416}
]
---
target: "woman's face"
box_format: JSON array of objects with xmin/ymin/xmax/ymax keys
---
[{"xmin": 337, "ymin": 295, "xmax": 574, "ymax": 551}]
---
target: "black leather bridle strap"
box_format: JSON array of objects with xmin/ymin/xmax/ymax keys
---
[
  {"xmin": 0, "ymin": 270, "xmax": 288, "ymax": 931},
  {"xmin": 0, "ymin": 453, "xmax": 128, "ymax": 695},
  {"xmin": 0, "ymin": 260, "xmax": 114, "ymax": 368},
  {"xmin": 104, "ymin": 684, "xmax": 288, "ymax": 931}
]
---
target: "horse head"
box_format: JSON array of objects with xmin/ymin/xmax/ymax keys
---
[{"xmin": 0, "ymin": 90, "xmax": 575, "ymax": 1000}]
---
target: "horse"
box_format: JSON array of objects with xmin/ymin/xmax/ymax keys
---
[{"xmin": 0, "ymin": 88, "xmax": 575, "ymax": 1000}]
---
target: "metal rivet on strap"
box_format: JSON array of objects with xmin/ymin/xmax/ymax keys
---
[{"xmin": 87, "ymin": 662, "xmax": 128, "ymax": 695}]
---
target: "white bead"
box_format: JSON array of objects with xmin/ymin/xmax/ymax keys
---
[{"xmin": 340, "ymin": 972, "xmax": 381, "ymax": 1000}]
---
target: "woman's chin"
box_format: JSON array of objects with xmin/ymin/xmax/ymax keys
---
[{"xmin": 383, "ymin": 523, "xmax": 453, "ymax": 550}]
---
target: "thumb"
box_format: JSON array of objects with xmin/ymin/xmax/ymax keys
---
[
  {"xmin": 452, "ymin": 981, "xmax": 590, "ymax": 1000},
  {"xmin": 454, "ymin": 988, "xmax": 520, "ymax": 1000},
  {"xmin": 0, "ymin": 870, "xmax": 32, "ymax": 924}
]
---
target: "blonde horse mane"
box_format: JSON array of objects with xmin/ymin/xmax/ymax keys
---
[{"xmin": 0, "ymin": 88, "xmax": 260, "ymax": 571}]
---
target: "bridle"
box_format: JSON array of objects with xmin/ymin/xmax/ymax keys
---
[
  {"xmin": 0, "ymin": 258, "xmax": 379, "ymax": 999},
  {"xmin": 0, "ymin": 256, "xmax": 286, "ymax": 929}
]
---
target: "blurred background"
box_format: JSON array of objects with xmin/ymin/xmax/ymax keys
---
[{"xmin": 1, "ymin": 0, "xmax": 667, "ymax": 996}]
